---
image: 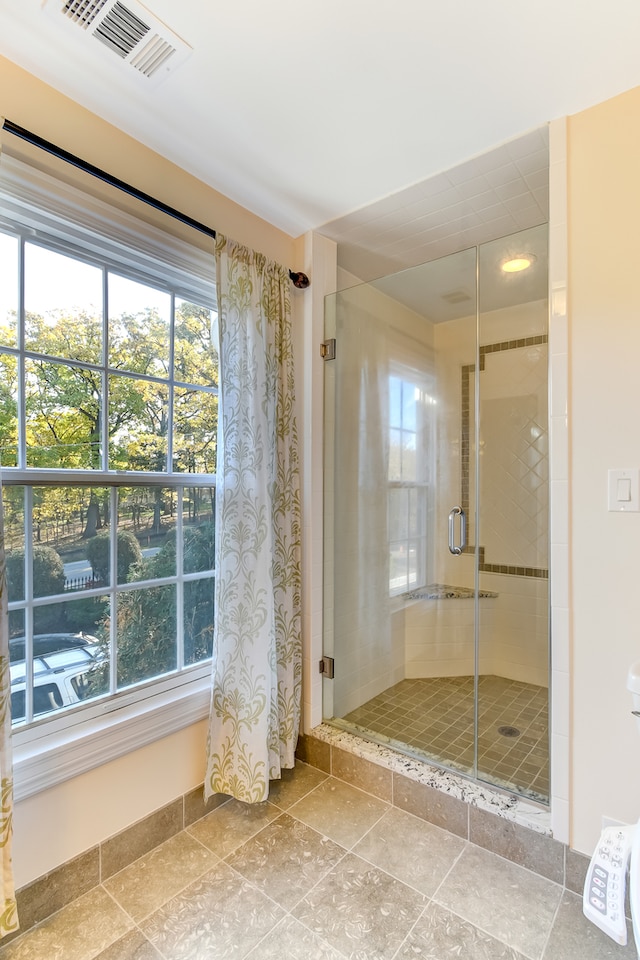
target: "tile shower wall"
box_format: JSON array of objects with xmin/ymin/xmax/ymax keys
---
[
  {"xmin": 401, "ymin": 579, "xmax": 548, "ymax": 686},
  {"xmin": 478, "ymin": 338, "xmax": 548, "ymax": 574},
  {"xmin": 402, "ymin": 597, "xmax": 483, "ymax": 678},
  {"xmin": 434, "ymin": 314, "xmax": 475, "ymax": 591},
  {"xmin": 329, "ymin": 278, "xmax": 434, "ymax": 717},
  {"xmin": 328, "ymin": 272, "xmax": 550, "ymax": 708},
  {"xmin": 480, "ymin": 574, "xmax": 549, "ymax": 686},
  {"xmin": 423, "ymin": 299, "xmax": 550, "ymax": 687}
]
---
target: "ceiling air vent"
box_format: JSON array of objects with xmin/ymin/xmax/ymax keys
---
[
  {"xmin": 45, "ymin": 0, "xmax": 192, "ymax": 85},
  {"xmin": 62, "ymin": 0, "xmax": 110, "ymax": 27},
  {"xmin": 442, "ymin": 290, "xmax": 472, "ymax": 305},
  {"xmin": 94, "ymin": 2, "xmax": 151, "ymax": 59}
]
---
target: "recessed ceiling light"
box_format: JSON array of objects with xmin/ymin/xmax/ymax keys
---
[{"xmin": 501, "ymin": 255, "xmax": 536, "ymax": 273}]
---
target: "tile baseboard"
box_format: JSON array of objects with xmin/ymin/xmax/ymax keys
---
[
  {"xmin": 8, "ymin": 730, "xmax": 590, "ymax": 944},
  {"xmin": 297, "ymin": 726, "xmax": 589, "ymax": 894},
  {"xmin": 9, "ymin": 785, "xmax": 230, "ymax": 945}
]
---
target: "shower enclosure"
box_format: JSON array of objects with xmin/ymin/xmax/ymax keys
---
[{"xmin": 322, "ymin": 224, "xmax": 549, "ymax": 804}]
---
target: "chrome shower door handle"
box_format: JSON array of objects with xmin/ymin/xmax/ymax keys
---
[{"xmin": 448, "ymin": 506, "xmax": 466, "ymax": 556}]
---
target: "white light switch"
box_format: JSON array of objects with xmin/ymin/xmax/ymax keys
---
[
  {"xmin": 608, "ymin": 469, "xmax": 640, "ymax": 511},
  {"xmin": 618, "ymin": 478, "xmax": 632, "ymax": 501}
]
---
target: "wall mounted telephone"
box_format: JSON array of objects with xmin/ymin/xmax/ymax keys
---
[{"xmin": 583, "ymin": 824, "xmax": 635, "ymax": 946}]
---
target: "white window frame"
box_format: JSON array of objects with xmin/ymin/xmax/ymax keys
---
[
  {"xmin": 12, "ymin": 662, "xmax": 211, "ymax": 801},
  {"xmin": 0, "ymin": 149, "xmax": 218, "ymax": 799}
]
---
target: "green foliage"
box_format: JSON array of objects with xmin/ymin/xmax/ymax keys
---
[
  {"xmin": 1, "ymin": 293, "xmax": 219, "ymax": 688},
  {"xmin": 5, "ymin": 543, "xmax": 109, "ymax": 638},
  {"xmin": 184, "ymin": 519, "xmax": 215, "ymax": 575},
  {"xmin": 6, "ymin": 546, "xmax": 66, "ymax": 634},
  {"xmin": 86, "ymin": 529, "xmax": 142, "ymax": 584},
  {"xmin": 16, "ymin": 300, "xmax": 218, "ymax": 473},
  {"xmin": 34, "ymin": 545, "xmax": 66, "ymax": 599},
  {"xmin": 6, "ymin": 545, "xmax": 65, "ymax": 601},
  {"xmin": 63, "ymin": 595, "xmax": 109, "ymax": 635},
  {"xmin": 115, "ymin": 583, "xmax": 177, "ymax": 687},
  {"xmin": 0, "ymin": 351, "xmax": 18, "ymax": 466},
  {"xmin": 112, "ymin": 522, "xmax": 215, "ymax": 688},
  {"xmin": 183, "ymin": 576, "xmax": 215, "ymax": 665}
]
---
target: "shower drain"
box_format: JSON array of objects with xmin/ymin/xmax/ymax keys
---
[{"xmin": 497, "ymin": 725, "xmax": 521, "ymax": 738}]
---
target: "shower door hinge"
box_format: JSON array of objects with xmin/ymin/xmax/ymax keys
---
[
  {"xmin": 320, "ymin": 338, "xmax": 336, "ymax": 361},
  {"xmin": 319, "ymin": 655, "xmax": 335, "ymax": 678}
]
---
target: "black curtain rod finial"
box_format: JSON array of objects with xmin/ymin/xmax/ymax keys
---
[{"xmin": 289, "ymin": 270, "xmax": 310, "ymax": 289}]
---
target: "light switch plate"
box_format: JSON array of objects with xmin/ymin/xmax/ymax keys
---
[{"xmin": 608, "ymin": 468, "xmax": 640, "ymax": 511}]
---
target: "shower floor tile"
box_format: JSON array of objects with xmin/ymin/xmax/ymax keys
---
[{"xmin": 340, "ymin": 675, "xmax": 549, "ymax": 803}]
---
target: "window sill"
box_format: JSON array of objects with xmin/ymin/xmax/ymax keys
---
[{"xmin": 12, "ymin": 670, "xmax": 211, "ymax": 802}]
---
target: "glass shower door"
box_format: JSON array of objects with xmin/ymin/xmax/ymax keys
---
[
  {"xmin": 323, "ymin": 227, "xmax": 550, "ymax": 803},
  {"xmin": 476, "ymin": 225, "xmax": 550, "ymax": 801},
  {"xmin": 324, "ymin": 248, "xmax": 481, "ymax": 777}
]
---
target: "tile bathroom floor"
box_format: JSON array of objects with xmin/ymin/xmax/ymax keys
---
[
  {"xmin": 0, "ymin": 760, "xmax": 633, "ymax": 960},
  {"xmin": 342, "ymin": 675, "xmax": 550, "ymax": 802}
]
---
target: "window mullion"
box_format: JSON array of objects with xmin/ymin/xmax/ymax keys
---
[
  {"xmin": 109, "ymin": 487, "xmax": 118, "ymax": 696},
  {"xmin": 176, "ymin": 487, "xmax": 184, "ymax": 670},
  {"xmin": 102, "ymin": 267, "xmax": 109, "ymax": 472},
  {"xmin": 17, "ymin": 237, "xmax": 26, "ymax": 471},
  {"xmin": 24, "ymin": 485, "xmax": 34, "ymax": 724},
  {"xmin": 405, "ymin": 487, "xmax": 411, "ymax": 589},
  {"xmin": 167, "ymin": 293, "xmax": 175, "ymax": 474}
]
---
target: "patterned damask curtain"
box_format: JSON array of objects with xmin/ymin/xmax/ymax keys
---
[
  {"xmin": 0, "ymin": 489, "xmax": 18, "ymax": 936},
  {"xmin": 204, "ymin": 235, "xmax": 302, "ymax": 803}
]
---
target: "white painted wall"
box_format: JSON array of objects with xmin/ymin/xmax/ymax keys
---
[
  {"xmin": 296, "ymin": 230, "xmax": 337, "ymax": 732},
  {"xmin": 548, "ymin": 116, "xmax": 570, "ymax": 844}
]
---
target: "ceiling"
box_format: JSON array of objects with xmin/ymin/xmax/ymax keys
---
[
  {"xmin": 1, "ymin": 0, "xmax": 640, "ymax": 253},
  {"xmin": 324, "ymin": 126, "xmax": 549, "ymax": 283},
  {"xmin": 367, "ymin": 221, "xmax": 548, "ymax": 323}
]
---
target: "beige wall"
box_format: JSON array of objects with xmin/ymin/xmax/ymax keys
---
[
  {"xmin": 569, "ymin": 85, "xmax": 640, "ymax": 853},
  {"xmin": 0, "ymin": 55, "xmax": 302, "ymax": 887},
  {"xmin": 13, "ymin": 722, "xmax": 209, "ymax": 889},
  {"xmin": 0, "ymin": 55, "xmax": 295, "ymax": 267}
]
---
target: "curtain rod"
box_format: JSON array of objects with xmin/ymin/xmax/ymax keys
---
[{"xmin": 1, "ymin": 119, "xmax": 310, "ymax": 289}]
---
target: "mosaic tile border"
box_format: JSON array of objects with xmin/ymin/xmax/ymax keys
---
[{"xmin": 461, "ymin": 334, "xmax": 549, "ymax": 579}]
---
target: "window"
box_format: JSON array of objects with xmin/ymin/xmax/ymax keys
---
[
  {"xmin": 0, "ymin": 143, "xmax": 218, "ymax": 738},
  {"xmin": 388, "ymin": 370, "xmax": 432, "ymax": 595}
]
